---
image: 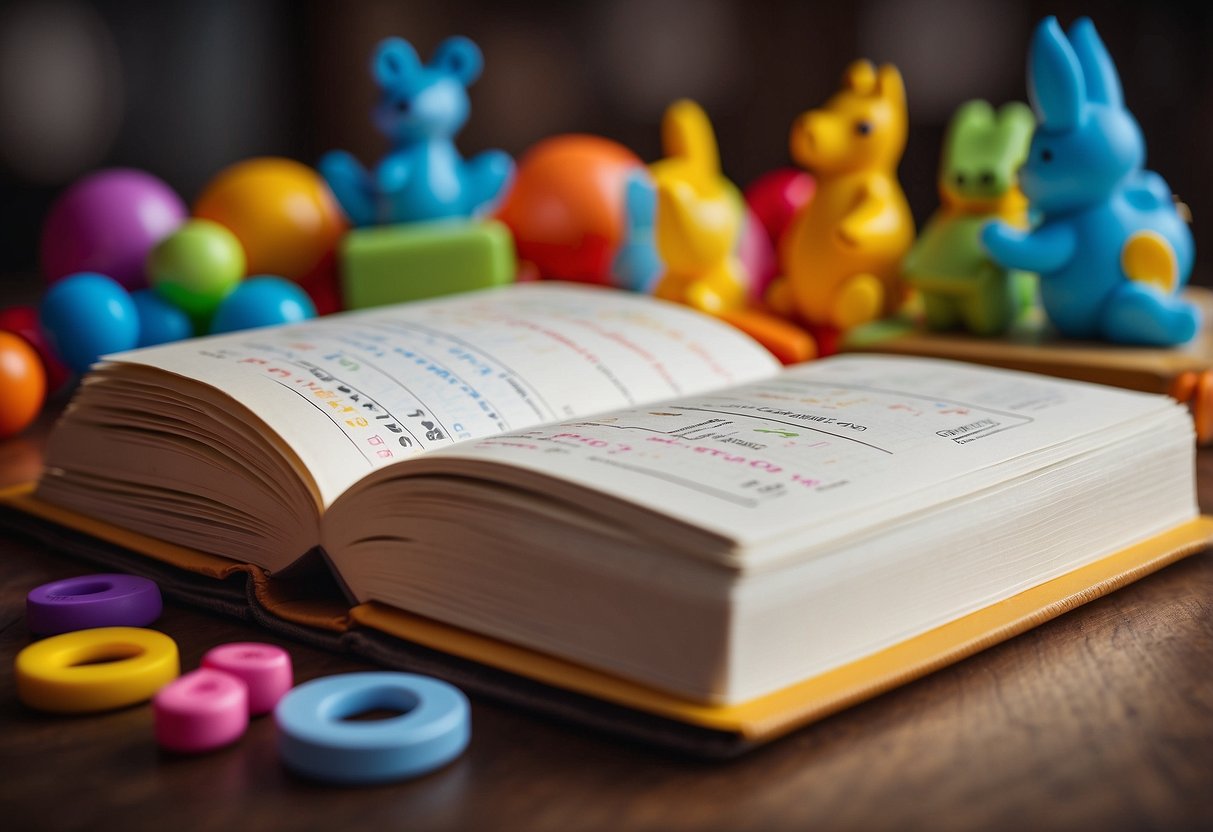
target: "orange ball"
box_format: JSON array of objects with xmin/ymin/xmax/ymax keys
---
[
  {"xmin": 194, "ymin": 157, "xmax": 348, "ymax": 282},
  {"xmin": 495, "ymin": 135, "xmax": 645, "ymax": 285},
  {"xmin": 0, "ymin": 331, "xmax": 47, "ymax": 439}
]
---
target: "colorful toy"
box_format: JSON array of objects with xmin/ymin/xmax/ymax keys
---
[
  {"xmin": 0, "ymin": 305, "xmax": 72, "ymax": 392},
  {"xmin": 275, "ymin": 672, "xmax": 470, "ymax": 784},
  {"xmin": 147, "ymin": 219, "xmax": 246, "ymax": 320},
  {"xmin": 319, "ymin": 36, "xmax": 513, "ymax": 226},
  {"xmin": 131, "ymin": 290, "xmax": 194, "ymax": 347},
  {"xmin": 153, "ymin": 668, "xmax": 250, "ymax": 754},
  {"xmin": 15, "ymin": 626, "xmax": 179, "ymax": 714},
  {"xmin": 648, "ymin": 100, "xmax": 750, "ymax": 315},
  {"xmin": 201, "ymin": 643, "xmax": 293, "ymax": 716},
  {"xmin": 769, "ymin": 61, "xmax": 915, "ymax": 331},
  {"xmin": 40, "ymin": 273, "xmax": 140, "ymax": 373},
  {"xmin": 209, "ymin": 276, "xmax": 317, "ymax": 334},
  {"xmin": 0, "ymin": 332, "xmax": 46, "ymax": 438},
  {"xmin": 495, "ymin": 134, "xmax": 657, "ymax": 288},
  {"xmin": 25, "ymin": 574, "xmax": 163, "ymax": 636},
  {"xmin": 194, "ymin": 157, "xmax": 348, "ymax": 283},
  {"xmin": 981, "ymin": 17, "xmax": 1197, "ymax": 346},
  {"xmin": 903, "ymin": 100, "xmax": 1036, "ymax": 335},
  {"xmin": 340, "ymin": 222, "xmax": 514, "ymax": 309},
  {"xmin": 40, "ymin": 168, "xmax": 187, "ymax": 290}
]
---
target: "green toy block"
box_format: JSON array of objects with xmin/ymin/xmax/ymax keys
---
[{"xmin": 340, "ymin": 219, "xmax": 517, "ymax": 309}]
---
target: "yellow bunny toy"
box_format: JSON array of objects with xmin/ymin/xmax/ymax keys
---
[
  {"xmin": 768, "ymin": 61, "xmax": 915, "ymax": 331},
  {"xmin": 649, "ymin": 100, "xmax": 749, "ymax": 315}
]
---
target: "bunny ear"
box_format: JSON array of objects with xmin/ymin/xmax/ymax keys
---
[
  {"xmin": 430, "ymin": 36, "xmax": 484, "ymax": 86},
  {"xmin": 1028, "ymin": 17, "xmax": 1086, "ymax": 130},
  {"xmin": 1067, "ymin": 17, "xmax": 1123, "ymax": 107},
  {"xmin": 373, "ymin": 37, "xmax": 421, "ymax": 87},
  {"xmin": 997, "ymin": 102, "xmax": 1037, "ymax": 163},
  {"xmin": 662, "ymin": 99, "xmax": 721, "ymax": 177}
]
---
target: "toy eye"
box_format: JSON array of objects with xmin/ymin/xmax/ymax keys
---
[
  {"xmin": 395, "ymin": 100, "xmax": 410, "ymax": 114},
  {"xmin": 1040, "ymin": 148, "xmax": 1053, "ymax": 163},
  {"xmin": 954, "ymin": 173, "xmax": 966, "ymax": 186},
  {"xmin": 855, "ymin": 121, "xmax": 872, "ymax": 136},
  {"xmin": 979, "ymin": 171, "xmax": 994, "ymax": 186}
]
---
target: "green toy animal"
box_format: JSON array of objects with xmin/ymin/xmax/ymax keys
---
[{"xmin": 903, "ymin": 100, "xmax": 1035, "ymax": 335}]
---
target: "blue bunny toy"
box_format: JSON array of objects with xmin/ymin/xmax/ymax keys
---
[
  {"xmin": 319, "ymin": 36, "xmax": 514, "ymax": 227},
  {"xmin": 981, "ymin": 17, "xmax": 1197, "ymax": 346}
]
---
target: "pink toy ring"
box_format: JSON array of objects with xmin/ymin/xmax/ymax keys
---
[
  {"xmin": 202, "ymin": 642, "xmax": 293, "ymax": 715},
  {"xmin": 26, "ymin": 574, "xmax": 163, "ymax": 636},
  {"xmin": 154, "ymin": 668, "xmax": 250, "ymax": 754}
]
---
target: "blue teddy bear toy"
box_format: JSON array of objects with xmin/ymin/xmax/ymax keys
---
[
  {"xmin": 982, "ymin": 17, "xmax": 1198, "ymax": 346},
  {"xmin": 319, "ymin": 36, "xmax": 514, "ymax": 227}
]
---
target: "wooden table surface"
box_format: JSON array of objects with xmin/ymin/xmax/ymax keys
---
[{"xmin": 2, "ymin": 400, "xmax": 1212, "ymax": 831}]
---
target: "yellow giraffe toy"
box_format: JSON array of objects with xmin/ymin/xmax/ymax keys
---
[
  {"xmin": 768, "ymin": 61, "xmax": 915, "ymax": 331},
  {"xmin": 649, "ymin": 99, "xmax": 748, "ymax": 315}
]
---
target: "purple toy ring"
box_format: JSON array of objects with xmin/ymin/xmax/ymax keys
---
[{"xmin": 26, "ymin": 574, "xmax": 163, "ymax": 636}]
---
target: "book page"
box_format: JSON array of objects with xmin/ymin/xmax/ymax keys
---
[
  {"xmin": 106, "ymin": 284, "xmax": 779, "ymax": 505},
  {"xmin": 418, "ymin": 354, "xmax": 1191, "ymax": 563}
]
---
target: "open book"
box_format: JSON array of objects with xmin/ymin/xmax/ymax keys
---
[{"xmin": 30, "ymin": 284, "xmax": 1209, "ymax": 735}]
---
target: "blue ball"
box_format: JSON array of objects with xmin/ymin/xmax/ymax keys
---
[
  {"xmin": 209, "ymin": 276, "xmax": 317, "ymax": 335},
  {"xmin": 40, "ymin": 272, "xmax": 139, "ymax": 373},
  {"xmin": 131, "ymin": 289, "xmax": 193, "ymax": 347}
]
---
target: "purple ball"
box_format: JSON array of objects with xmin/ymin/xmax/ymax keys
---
[{"xmin": 40, "ymin": 168, "xmax": 187, "ymax": 291}]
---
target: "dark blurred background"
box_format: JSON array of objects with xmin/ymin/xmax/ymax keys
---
[{"xmin": 2, "ymin": 0, "xmax": 1211, "ymax": 279}]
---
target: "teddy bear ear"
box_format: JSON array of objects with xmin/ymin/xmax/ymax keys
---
[
  {"xmin": 430, "ymin": 36, "xmax": 484, "ymax": 86},
  {"xmin": 1067, "ymin": 17, "xmax": 1123, "ymax": 108},
  {"xmin": 373, "ymin": 37, "xmax": 421, "ymax": 87}
]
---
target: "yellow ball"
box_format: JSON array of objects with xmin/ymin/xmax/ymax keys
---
[{"xmin": 194, "ymin": 157, "xmax": 348, "ymax": 282}]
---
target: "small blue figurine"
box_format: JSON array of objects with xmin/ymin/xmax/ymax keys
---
[
  {"xmin": 319, "ymin": 36, "xmax": 514, "ymax": 227},
  {"xmin": 981, "ymin": 17, "xmax": 1198, "ymax": 346}
]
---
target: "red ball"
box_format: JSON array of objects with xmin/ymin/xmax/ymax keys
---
[
  {"xmin": 0, "ymin": 305, "xmax": 72, "ymax": 392},
  {"xmin": 744, "ymin": 168, "xmax": 815, "ymax": 247}
]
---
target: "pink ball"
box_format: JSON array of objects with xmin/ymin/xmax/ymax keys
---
[{"xmin": 40, "ymin": 168, "xmax": 187, "ymax": 290}]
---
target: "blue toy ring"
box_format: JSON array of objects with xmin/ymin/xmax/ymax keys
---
[{"xmin": 274, "ymin": 672, "xmax": 470, "ymax": 784}]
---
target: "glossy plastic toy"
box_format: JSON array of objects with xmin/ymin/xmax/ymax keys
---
[
  {"xmin": 40, "ymin": 169, "xmax": 187, "ymax": 290},
  {"xmin": 201, "ymin": 642, "xmax": 293, "ymax": 715},
  {"xmin": 275, "ymin": 672, "xmax": 470, "ymax": 784},
  {"xmin": 495, "ymin": 134, "xmax": 657, "ymax": 288},
  {"xmin": 209, "ymin": 276, "xmax": 317, "ymax": 334},
  {"xmin": 15, "ymin": 626, "xmax": 179, "ymax": 714},
  {"xmin": 26, "ymin": 574, "xmax": 163, "ymax": 636},
  {"xmin": 153, "ymin": 668, "xmax": 249, "ymax": 754},
  {"xmin": 147, "ymin": 219, "xmax": 246, "ymax": 320},
  {"xmin": 194, "ymin": 157, "xmax": 348, "ymax": 283},
  {"xmin": 904, "ymin": 100, "xmax": 1036, "ymax": 335},
  {"xmin": 131, "ymin": 290, "xmax": 194, "ymax": 347},
  {"xmin": 769, "ymin": 61, "xmax": 915, "ymax": 330},
  {"xmin": 319, "ymin": 36, "xmax": 513, "ymax": 226},
  {"xmin": 744, "ymin": 168, "xmax": 816, "ymax": 248},
  {"xmin": 0, "ymin": 305, "xmax": 71, "ymax": 392},
  {"xmin": 40, "ymin": 273, "xmax": 140, "ymax": 374},
  {"xmin": 0, "ymin": 332, "xmax": 46, "ymax": 438},
  {"xmin": 981, "ymin": 17, "xmax": 1197, "ymax": 346},
  {"xmin": 648, "ymin": 99, "xmax": 749, "ymax": 315}
]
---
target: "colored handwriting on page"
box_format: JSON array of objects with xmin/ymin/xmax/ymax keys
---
[
  {"xmin": 429, "ymin": 355, "xmax": 1175, "ymax": 547},
  {"xmin": 110, "ymin": 285, "xmax": 778, "ymax": 505}
]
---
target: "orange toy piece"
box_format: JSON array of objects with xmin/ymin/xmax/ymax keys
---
[
  {"xmin": 0, "ymin": 331, "xmax": 46, "ymax": 438},
  {"xmin": 496, "ymin": 135, "xmax": 646, "ymax": 286},
  {"xmin": 194, "ymin": 157, "xmax": 348, "ymax": 283},
  {"xmin": 649, "ymin": 100, "xmax": 748, "ymax": 316},
  {"xmin": 769, "ymin": 61, "xmax": 915, "ymax": 330}
]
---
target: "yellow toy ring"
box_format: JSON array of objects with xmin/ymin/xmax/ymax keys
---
[{"xmin": 16, "ymin": 627, "xmax": 180, "ymax": 713}]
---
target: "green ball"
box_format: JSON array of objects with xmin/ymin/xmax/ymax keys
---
[{"xmin": 147, "ymin": 219, "xmax": 246, "ymax": 317}]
